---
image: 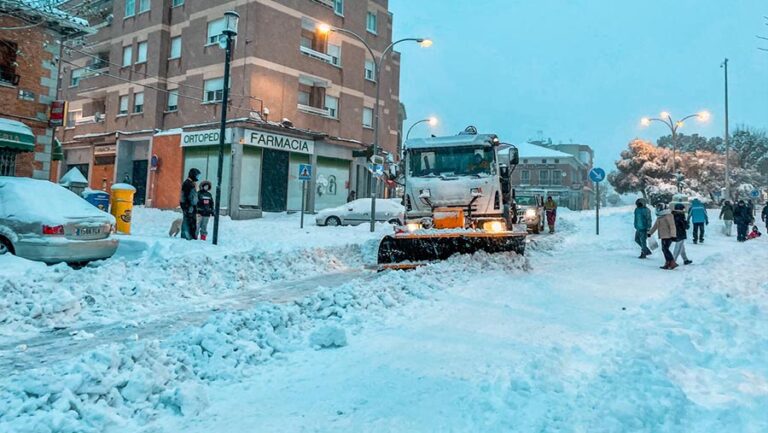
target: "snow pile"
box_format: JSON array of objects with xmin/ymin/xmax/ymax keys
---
[{"xmin": 0, "ymin": 252, "xmax": 529, "ymax": 432}]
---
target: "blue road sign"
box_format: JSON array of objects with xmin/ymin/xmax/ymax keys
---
[
  {"xmin": 750, "ymin": 189, "xmax": 761, "ymax": 199},
  {"xmin": 589, "ymin": 167, "xmax": 606, "ymax": 183},
  {"xmin": 298, "ymin": 164, "xmax": 312, "ymax": 181}
]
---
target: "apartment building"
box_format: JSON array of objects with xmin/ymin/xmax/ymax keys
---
[
  {"xmin": 511, "ymin": 142, "xmax": 595, "ymax": 210},
  {"xmin": 59, "ymin": 0, "xmax": 402, "ymax": 217},
  {"xmin": 0, "ymin": 2, "xmax": 90, "ymax": 178}
]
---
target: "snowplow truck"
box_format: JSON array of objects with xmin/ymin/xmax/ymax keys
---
[{"xmin": 377, "ymin": 130, "xmax": 527, "ymax": 268}]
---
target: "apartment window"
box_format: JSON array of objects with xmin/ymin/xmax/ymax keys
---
[
  {"xmin": 66, "ymin": 110, "xmax": 82, "ymax": 126},
  {"xmin": 139, "ymin": 0, "xmax": 150, "ymax": 13},
  {"xmin": 118, "ymin": 95, "xmax": 129, "ymax": 115},
  {"xmin": 169, "ymin": 36, "xmax": 182, "ymax": 59},
  {"xmin": 364, "ymin": 59, "xmax": 375, "ymax": 81},
  {"xmin": 333, "ymin": 0, "xmax": 344, "ymax": 15},
  {"xmin": 362, "ymin": 107, "xmax": 373, "ymax": 128},
  {"xmin": 207, "ymin": 18, "xmax": 225, "ymax": 45},
  {"xmin": 0, "ymin": 40, "xmax": 19, "ymax": 86},
  {"xmin": 327, "ymin": 43, "xmax": 341, "ymax": 66},
  {"xmin": 70, "ymin": 68, "xmax": 85, "ymax": 87},
  {"xmin": 297, "ymin": 82, "xmax": 326, "ymax": 111},
  {"xmin": 90, "ymin": 51, "xmax": 109, "ymax": 70},
  {"xmin": 366, "ymin": 11, "xmax": 377, "ymax": 34},
  {"xmin": 325, "ymin": 95, "xmax": 338, "ymax": 119},
  {"xmin": 125, "ymin": 0, "xmax": 135, "ymax": 17},
  {"xmin": 204, "ymin": 77, "xmax": 224, "ymax": 102},
  {"xmin": 521, "ymin": 170, "xmax": 529, "ymax": 184},
  {"xmin": 539, "ymin": 170, "xmax": 550, "ymax": 185},
  {"xmin": 122, "ymin": 45, "xmax": 133, "ymax": 66},
  {"xmin": 172, "ymin": 0, "xmax": 183, "ymax": 6},
  {"xmin": 166, "ymin": 90, "xmax": 178, "ymax": 111},
  {"xmin": 552, "ymin": 169, "xmax": 563, "ymax": 186},
  {"xmin": 136, "ymin": 41, "xmax": 148, "ymax": 64},
  {"xmin": 133, "ymin": 92, "xmax": 144, "ymax": 113},
  {"xmin": 542, "ymin": 159, "xmax": 547, "ymax": 164},
  {"xmin": 298, "ymin": 89, "xmax": 310, "ymax": 106}
]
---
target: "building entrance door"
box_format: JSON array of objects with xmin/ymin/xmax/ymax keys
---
[
  {"xmin": 131, "ymin": 159, "xmax": 148, "ymax": 205},
  {"xmin": 260, "ymin": 149, "xmax": 289, "ymax": 212}
]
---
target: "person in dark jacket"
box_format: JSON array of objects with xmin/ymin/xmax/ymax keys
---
[
  {"xmin": 734, "ymin": 200, "xmax": 751, "ymax": 242},
  {"xmin": 762, "ymin": 203, "xmax": 768, "ymax": 232},
  {"xmin": 719, "ymin": 200, "xmax": 734, "ymax": 236},
  {"xmin": 672, "ymin": 204, "xmax": 692, "ymax": 265},
  {"xmin": 180, "ymin": 168, "xmax": 200, "ymax": 240},
  {"xmin": 197, "ymin": 180, "xmax": 215, "ymax": 241},
  {"xmin": 633, "ymin": 198, "xmax": 653, "ymax": 258},
  {"xmin": 649, "ymin": 202, "xmax": 678, "ymax": 269},
  {"xmin": 747, "ymin": 200, "xmax": 755, "ymax": 220},
  {"xmin": 687, "ymin": 198, "xmax": 708, "ymax": 244}
]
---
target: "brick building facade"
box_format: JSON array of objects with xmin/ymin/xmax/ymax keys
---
[
  {"xmin": 59, "ymin": 0, "xmax": 404, "ymax": 217},
  {"xmin": 0, "ymin": 4, "xmax": 90, "ymax": 178}
]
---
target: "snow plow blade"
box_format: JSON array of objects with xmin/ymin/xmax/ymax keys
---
[{"xmin": 377, "ymin": 232, "xmax": 526, "ymax": 268}]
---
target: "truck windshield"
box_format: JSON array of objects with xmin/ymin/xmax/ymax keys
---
[{"xmin": 409, "ymin": 146, "xmax": 496, "ymax": 177}]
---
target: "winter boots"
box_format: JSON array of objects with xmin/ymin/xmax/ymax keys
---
[
  {"xmin": 683, "ymin": 259, "xmax": 692, "ymax": 265},
  {"xmin": 660, "ymin": 260, "xmax": 679, "ymax": 270},
  {"xmin": 200, "ymin": 234, "xmax": 207, "ymax": 241}
]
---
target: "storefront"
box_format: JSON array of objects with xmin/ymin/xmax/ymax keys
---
[{"xmin": 0, "ymin": 118, "xmax": 35, "ymax": 176}]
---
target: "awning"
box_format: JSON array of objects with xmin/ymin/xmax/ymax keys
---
[{"xmin": 0, "ymin": 118, "xmax": 35, "ymax": 152}]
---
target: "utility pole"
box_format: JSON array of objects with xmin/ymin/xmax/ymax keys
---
[{"xmin": 722, "ymin": 58, "xmax": 730, "ymax": 201}]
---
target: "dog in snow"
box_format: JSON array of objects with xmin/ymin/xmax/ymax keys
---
[{"xmin": 168, "ymin": 218, "xmax": 183, "ymax": 237}]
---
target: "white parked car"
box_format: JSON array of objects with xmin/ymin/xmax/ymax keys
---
[
  {"xmin": 0, "ymin": 177, "xmax": 119, "ymax": 264},
  {"xmin": 315, "ymin": 198, "xmax": 404, "ymax": 227}
]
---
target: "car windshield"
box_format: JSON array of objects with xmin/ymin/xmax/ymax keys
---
[
  {"xmin": 515, "ymin": 196, "xmax": 537, "ymax": 206},
  {"xmin": 408, "ymin": 146, "xmax": 496, "ymax": 177}
]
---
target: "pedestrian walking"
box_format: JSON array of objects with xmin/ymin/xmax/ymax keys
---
[
  {"xmin": 734, "ymin": 200, "xmax": 751, "ymax": 242},
  {"xmin": 346, "ymin": 190, "xmax": 356, "ymax": 203},
  {"xmin": 180, "ymin": 168, "xmax": 200, "ymax": 240},
  {"xmin": 747, "ymin": 200, "xmax": 756, "ymax": 220},
  {"xmin": 719, "ymin": 200, "xmax": 734, "ymax": 236},
  {"xmin": 747, "ymin": 225, "xmax": 762, "ymax": 240},
  {"xmin": 648, "ymin": 203, "xmax": 678, "ymax": 270},
  {"xmin": 633, "ymin": 198, "xmax": 653, "ymax": 258},
  {"xmin": 687, "ymin": 198, "xmax": 708, "ymax": 244},
  {"xmin": 762, "ymin": 203, "xmax": 768, "ymax": 232},
  {"xmin": 672, "ymin": 203, "xmax": 692, "ymax": 265},
  {"xmin": 544, "ymin": 196, "xmax": 557, "ymax": 234},
  {"xmin": 197, "ymin": 180, "xmax": 215, "ymax": 241}
]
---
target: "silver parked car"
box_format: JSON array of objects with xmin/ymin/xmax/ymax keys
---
[
  {"xmin": 315, "ymin": 198, "xmax": 404, "ymax": 227},
  {"xmin": 0, "ymin": 177, "xmax": 119, "ymax": 264},
  {"xmin": 514, "ymin": 195, "xmax": 545, "ymax": 234}
]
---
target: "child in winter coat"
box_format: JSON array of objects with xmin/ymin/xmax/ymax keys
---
[
  {"xmin": 197, "ymin": 181, "xmax": 215, "ymax": 241},
  {"xmin": 747, "ymin": 226, "xmax": 762, "ymax": 240},
  {"xmin": 687, "ymin": 198, "xmax": 708, "ymax": 244},
  {"xmin": 672, "ymin": 204, "xmax": 692, "ymax": 265},
  {"xmin": 648, "ymin": 202, "xmax": 678, "ymax": 270}
]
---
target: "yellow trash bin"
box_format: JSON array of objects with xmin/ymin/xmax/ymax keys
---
[{"xmin": 110, "ymin": 183, "xmax": 136, "ymax": 234}]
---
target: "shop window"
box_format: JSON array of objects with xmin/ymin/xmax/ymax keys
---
[
  {"xmin": 0, "ymin": 40, "xmax": 19, "ymax": 86},
  {"xmin": 204, "ymin": 78, "xmax": 224, "ymax": 102},
  {"xmin": 0, "ymin": 148, "xmax": 16, "ymax": 176},
  {"xmin": 133, "ymin": 92, "xmax": 144, "ymax": 113}
]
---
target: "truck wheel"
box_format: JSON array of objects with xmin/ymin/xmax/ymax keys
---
[{"xmin": 0, "ymin": 236, "xmax": 14, "ymax": 255}]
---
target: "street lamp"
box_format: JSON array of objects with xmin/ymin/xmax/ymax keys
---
[
  {"xmin": 212, "ymin": 10, "xmax": 239, "ymax": 246},
  {"xmin": 640, "ymin": 110, "xmax": 711, "ymax": 192},
  {"xmin": 318, "ymin": 23, "xmax": 431, "ymax": 232},
  {"xmin": 405, "ymin": 117, "xmax": 438, "ymax": 141}
]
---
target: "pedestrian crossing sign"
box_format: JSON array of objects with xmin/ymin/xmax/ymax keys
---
[{"xmin": 298, "ymin": 164, "xmax": 312, "ymax": 181}]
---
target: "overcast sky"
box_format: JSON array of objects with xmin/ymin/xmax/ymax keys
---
[{"xmin": 389, "ymin": 0, "xmax": 768, "ymax": 168}]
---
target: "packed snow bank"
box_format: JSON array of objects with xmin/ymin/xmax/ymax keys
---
[{"xmin": 0, "ymin": 251, "xmax": 528, "ymax": 433}]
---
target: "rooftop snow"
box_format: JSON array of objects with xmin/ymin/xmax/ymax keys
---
[
  {"xmin": 1, "ymin": 0, "xmax": 92, "ymax": 35},
  {"xmin": 514, "ymin": 142, "xmax": 574, "ymax": 159}
]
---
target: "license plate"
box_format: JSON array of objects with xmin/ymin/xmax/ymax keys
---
[{"xmin": 76, "ymin": 227, "xmax": 101, "ymax": 236}]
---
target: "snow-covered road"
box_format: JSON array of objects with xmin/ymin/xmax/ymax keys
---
[{"xmin": 2, "ymin": 207, "xmax": 767, "ymax": 432}]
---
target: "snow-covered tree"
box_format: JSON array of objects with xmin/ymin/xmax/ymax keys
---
[{"xmin": 657, "ymin": 133, "xmax": 724, "ymax": 153}]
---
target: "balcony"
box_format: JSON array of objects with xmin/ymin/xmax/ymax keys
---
[
  {"xmin": 298, "ymin": 104, "xmax": 330, "ymax": 117},
  {"xmin": 300, "ymin": 45, "xmax": 333, "ymax": 63},
  {"xmin": 311, "ymin": 0, "xmax": 335, "ymax": 8}
]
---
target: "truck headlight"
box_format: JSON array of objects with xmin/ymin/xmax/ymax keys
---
[
  {"xmin": 406, "ymin": 222, "xmax": 421, "ymax": 232},
  {"xmin": 483, "ymin": 220, "xmax": 505, "ymax": 233},
  {"xmin": 419, "ymin": 189, "xmax": 431, "ymax": 199},
  {"xmin": 470, "ymin": 187, "xmax": 483, "ymax": 197},
  {"xmin": 525, "ymin": 208, "xmax": 537, "ymax": 219}
]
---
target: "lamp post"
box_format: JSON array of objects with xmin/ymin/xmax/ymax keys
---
[
  {"xmin": 212, "ymin": 10, "xmax": 239, "ymax": 246},
  {"xmin": 405, "ymin": 117, "xmax": 438, "ymax": 141},
  {"xmin": 721, "ymin": 58, "xmax": 730, "ymax": 200},
  {"xmin": 318, "ymin": 23, "xmax": 431, "ymax": 232},
  {"xmin": 640, "ymin": 110, "xmax": 711, "ymax": 192}
]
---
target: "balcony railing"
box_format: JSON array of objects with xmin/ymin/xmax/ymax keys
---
[
  {"xmin": 312, "ymin": 0, "xmax": 335, "ymax": 8},
  {"xmin": 298, "ymin": 104, "xmax": 330, "ymax": 117},
  {"xmin": 300, "ymin": 45, "xmax": 333, "ymax": 63}
]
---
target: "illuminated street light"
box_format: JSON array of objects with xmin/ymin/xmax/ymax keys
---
[
  {"xmin": 406, "ymin": 117, "xmax": 439, "ymax": 141},
  {"xmin": 640, "ymin": 110, "xmax": 712, "ymax": 192}
]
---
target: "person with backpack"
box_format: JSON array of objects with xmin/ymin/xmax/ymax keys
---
[
  {"xmin": 719, "ymin": 200, "xmax": 734, "ymax": 236},
  {"xmin": 672, "ymin": 203, "xmax": 692, "ymax": 265},
  {"xmin": 180, "ymin": 168, "xmax": 200, "ymax": 240},
  {"xmin": 687, "ymin": 198, "xmax": 708, "ymax": 244},
  {"xmin": 197, "ymin": 180, "xmax": 215, "ymax": 241},
  {"xmin": 633, "ymin": 198, "xmax": 653, "ymax": 258},
  {"xmin": 648, "ymin": 202, "xmax": 678, "ymax": 270}
]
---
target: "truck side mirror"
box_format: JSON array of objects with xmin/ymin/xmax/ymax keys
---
[{"xmin": 509, "ymin": 147, "xmax": 519, "ymax": 165}]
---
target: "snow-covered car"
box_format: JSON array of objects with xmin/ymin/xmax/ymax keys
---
[
  {"xmin": 315, "ymin": 198, "xmax": 404, "ymax": 227},
  {"xmin": 514, "ymin": 195, "xmax": 545, "ymax": 234},
  {"xmin": 0, "ymin": 177, "xmax": 119, "ymax": 264}
]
